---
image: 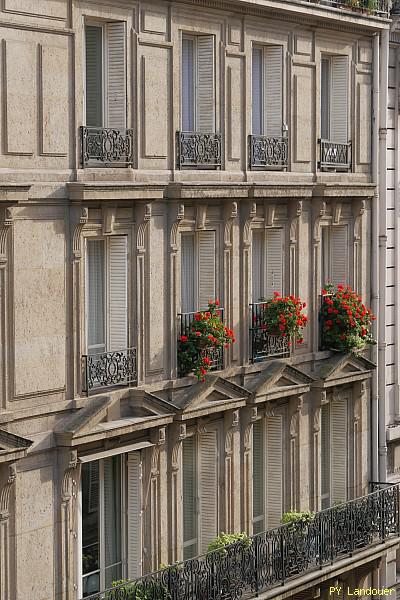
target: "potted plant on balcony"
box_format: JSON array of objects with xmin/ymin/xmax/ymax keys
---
[
  {"xmin": 320, "ymin": 283, "xmax": 375, "ymax": 352},
  {"xmin": 258, "ymin": 292, "xmax": 308, "ymax": 347},
  {"xmin": 178, "ymin": 300, "xmax": 236, "ymax": 381}
]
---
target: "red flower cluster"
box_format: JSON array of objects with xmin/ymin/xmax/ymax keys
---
[
  {"xmin": 259, "ymin": 292, "xmax": 308, "ymax": 344},
  {"xmin": 178, "ymin": 300, "xmax": 236, "ymax": 381},
  {"xmin": 320, "ymin": 284, "xmax": 375, "ymax": 352}
]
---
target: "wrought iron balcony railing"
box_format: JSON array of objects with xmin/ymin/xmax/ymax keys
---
[
  {"xmin": 177, "ymin": 309, "xmax": 224, "ymax": 377},
  {"xmin": 249, "ymin": 135, "xmax": 288, "ymax": 170},
  {"xmin": 304, "ymin": 0, "xmax": 390, "ymax": 17},
  {"xmin": 319, "ymin": 139, "xmax": 351, "ymax": 170},
  {"xmin": 82, "ymin": 348, "xmax": 137, "ymax": 395},
  {"xmin": 81, "ymin": 126, "xmax": 134, "ymax": 167},
  {"xmin": 250, "ymin": 303, "xmax": 290, "ymax": 362},
  {"xmin": 177, "ymin": 131, "xmax": 222, "ymax": 169},
  {"xmin": 81, "ymin": 485, "xmax": 400, "ymax": 600}
]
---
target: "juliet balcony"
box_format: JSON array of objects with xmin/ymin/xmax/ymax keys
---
[
  {"xmin": 249, "ymin": 135, "xmax": 288, "ymax": 170},
  {"xmin": 304, "ymin": 0, "xmax": 390, "ymax": 18},
  {"xmin": 249, "ymin": 303, "xmax": 291, "ymax": 362},
  {"xmin": 319, "ymin": 139, "xmax": 351, "ymax": 171},
  {"xmin": 81, "ymin": 126, "xmax": 134, "ymax": 167},
  {"xmin": 82, "ymin": 484, "xmax": 400, "ymax": 600},
  {"xmin": 177, "ymin": 309, "xmax": 225, "ymax": 377},
  {"xmin": 177, "ymin": 132, "xmax": 222, "ymax": 169},
  {"xmin": 82, "ymin": 348, "xmax": 138, "ymax": 396}
]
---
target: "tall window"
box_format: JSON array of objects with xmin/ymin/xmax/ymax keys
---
[
  {"xmin": 320, "ymin": 225, "xmax": 349, "ymax": 288},
  {"xmin": 86, "ymin": 237, "xmax": 128, "ymax": 354},
  {"xmin": 320, "ymin": 56, "xmax": 348, "ymax": 143},
  {"xmin": 81, "ymin": 452, "xmax": 141, "ymax": 597},
  {"xmin": 252, "ymin": 416, "xmax": 284, "ymax": 533},
  {"xmin": 252, "ymin": 45, "xmax": 283, "ymax": 136},
  {"xmin": 252, "ymin": 228, "xmax": 284, "ymax": 302},
  {"xmin": 181, "ymin": 35, "xmax": 215, "ymax": 132},
  {"xmin": 321, "ymin": 395, "xmax": 349, "ymax": 509},
  {"xmin": 85, "ymin": 22, "xmax": 127, "ymax": 128},
  {"xmin": 182, "ymin": 432, "xmax": 219, "ymax": 559},
  {"xmin": 181, "ymin": 231, "xmax": 217, "ymax": 312}
]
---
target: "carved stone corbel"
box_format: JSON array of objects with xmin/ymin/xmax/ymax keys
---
[
  {"xmin": 60, "ymin": 451, "xmax": 80, "ymax": 600},
  {"xmin": 196, "ymin": 205, "xmax": 207, "ymax": 230},
  {"xmin": 332, "ymin": 201, "xmax": 342, "ymax": 225},
  {"xmin": 170, "ymin": 204, "xmax": 185, "ymax": 252},
  {"xmin": 102, "ymin": 206, "xmax": 117, "ymax": 235},
  {"xmin": 0, "ymin": 464, "xmax": 16, "ymax": 521},
  {"xmin": 0, "ymin": 208, "xmax": 14, "ymax": 268},
  {"xmin": 289, "ymin": 200, "xmax": 303, "ymax": 245},
  {"xmin": 243, "ymin": 201, "xmax": 257, "ymax": 248},
  {"xmin": 353, "ymin": 199, "xmax": 366, "ymax": 242},
  {"xmin": 224, "ymin": 201, "xmax": 238, "ymax": 249},
  {"xmin": 136, "ymin": 203, "xmax": 152, "ymax": 253},
  {"xmin": 312, "ymin": 200, "xmax": 327, "ymax": 244},
  {"xmin": 265, "ymin": 202, "xmax": 276, "ymax": 227},
  {"xmin": 72, "ymin": 207, "xmax": 88, "ymax": 260},
  {"xmin": 288, "ymin": 201, "xmax": 302, "ymax": 296}
]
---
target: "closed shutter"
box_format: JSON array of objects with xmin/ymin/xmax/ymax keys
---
[
  {"xmin": 264, "ymin": 45, "xmax": 283, "ymax": 137},
  {"xmin": 252, "ymin": 47, "xmax": 263, "ymax": 136},
  {"xmin": 265, "ymin": 228, "xmax": 283, "ymax": 298},
  {"xmin": 88, "ymin": 460, "xmax": 100, "ymax": 513},
  {"xmin": 87, "ymin": 240, "xmax": 106, "ymax": 354},
  {"xmin": 252, "ymin": 420, "xmax": 264, "ymax": 534},
  {"xmin": 106, "ymin": 22, "xmax": 126, "ymax": 129},
  {"xmin": 199, "ymin": 431, "xmax": 218, "ymax": 552},
  {"xmin": 85, "ymin": 26, "xmax": 103, "ymax": 127},
  {"xmin": 330, "ymin": 56, "xmax": 348, "ymax": 143},
  {"xmin": 252, "ymin": 230, "xmax": 264, "ymax": 302},
  {"xmin": 321, "ymin": 58, "xmax": 330, "ymax": 140},
  {"xmin": 266, "ymin": 415, "xmax": 283, "ymax": 528},
  {"xmin": 331, "ymin": 225, "xmax": 349, "ymax": 287},
  {"xmin": 320, "ymin": 404, "xmax": 330, "ymax": 509},
  {"xmin": 127, "ymin": 452, "xmax": 142, "ymax": 579},
  {"xmin": 182, "ymin": 437, "xmax": 198, "ymax": 559},
  {"xmin": 181, "ymin": 234, "xmax": 196, "ymax": 313},
  {"xmin": 198, "ymin": 230, "xmax": 216, "ymax": 309},
  {"xmin": 331, "ymin": 396, "xmax": 348, "ymax": 504},
  {"xmin": 196, "ymin": 35, "xmax": 215, "ymax": 132},
  {"xmin": 108, "ymin": 236, "xmax": 128, "ymax": 351},
  {"xmin": 182, "ymin": 37, "xmax": 195, "ymax": 131}
]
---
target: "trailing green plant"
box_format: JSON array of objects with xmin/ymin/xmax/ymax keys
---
[
  {"xmin": 178, "ymin": 300, "xmax": 235, "ymax": 381},
  {"xmin": 320, "ymin": 283, "xmax": 375, "ymax": 352},
  {"xmin": 258, "ymin": 292, "xmax": 308, "ymax": 346},
  {"xmin": 281, "ymin": 511, "xmax": 315, "ymax": 527},
  {"xmin": 207, "ymin": 532, "xmax": 252, "ymax": 557},
  {"xmin": 108, "ymin": 578, "xmax": 170, "ymax": 600}
]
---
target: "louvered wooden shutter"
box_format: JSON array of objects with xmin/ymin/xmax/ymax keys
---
[
  {"xmin": 106, "ymin": 22, "xmax": 126, "ymax": 129},
  {"xmin": 87, "ymin": 240, "xmax": 106, "ymax": 354},
  {"xmin": 331, "ymin": 225, "xmax": 349, "ymax": 287},
  {"xmin": 87, "ymin": 461, "xmax": 99, "ymax": 513},
  {"xmin": 108, "ymin": 236, "xmax": 128, "ymax": 351},
  {"xmin": 330, "ymin": 56, "xmax": 348, "ymax": 143},
  {"xmin": 331, "ymin": 396, "xmax": 348, "ymax": 504},
  {"xmin": 196, "ymin": 35, "xmax": 215, "ymax": 132},
  {"xmin": 252, "ymin": 420, "xmax": 264, "ymax": 534},
  {"xmin": 252, "ymin": 47, "xmax": 263, "ymax": 136},
  {"xmin": 182, "ymin": 37, "xmax": 195, "ymax": 131},
  {"xmin": 252, "ymin": 230, "xmax": 264, "ymax": 302},
  {"xmin": 198, "ymin": 231, "xmax": 216, "ymax": 310},
  {"xmin": 265, "ymin": 228, "xmax": 283, "ymax": 298},
  {"xmin": 103, "ymin": 457, "xmax": 121, "ymax": 574},
  {"xmin": 127, "ymin": 452, "xmax": 142, "ymax": 579},
  {"xmin": 264, "ymin": 45, "xmax": 283, "ymax": 137},
  {"xmin": 199, "ymin": 431, "xmax": 218, "ymax": 552},
  {"xmin": 181, "ymin": 234, "xmax": 196, "ymax": 313},
  {"xmin": 321, "ymin": 58, "xmax": 330, "ymax": 140},
  {"xmin": 320, "ymin": 404, "xmax": 330, "ymax": 509},
  {"xmin": 182, "ymin": 436, "xmax": 198, "ymax": 559},
  {"xmin": 266, "ymin": 415, "xmax": 283, "ymax": 528},
  {"xmin": 85, "ymin": 26, "xmax": 103, "ymax": 127}
]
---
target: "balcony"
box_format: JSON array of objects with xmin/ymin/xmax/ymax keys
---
[
  {"xmin": 304, "ymin": 0, "xmax": 390, "ymax": 17},
  {"xmin": 249, "ymin": 135, "xmax": 288, "ymax": 170},
  {"xmin": 177, "ymin": 131, "xmax": 222, "ymax": 169},
  {"xmin": 82, "ymin": 485, "xmax": 400, "ymax": 600},
  {"xmin": 250, "ymin": 303, "xmax": 290, "ymax": 362},
  {"xmin": 319, "ymin": 139, "xmax": 351, "ymax": 170},
  {"xmin": 178, "ymin": 310, "xmax": 224, "ymax": 377},
  {"xmin": 81, "ymin": 126, "xmax": 134, "ymax": 167},
  {"xmin": 82, "ymin": 348, "xmax": 137, "ymax": 396}
]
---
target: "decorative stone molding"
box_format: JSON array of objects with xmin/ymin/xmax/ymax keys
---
[
  {"xmin": 170, "ymin": 204, "xmax": 185, "ymax": 251},
  {"xmin": 313, "ymin": 407, "xmax": 321, "ymax": 433},
  {"xmin": 224, "ymin": 201, "xmax": 238, "ymax": 248},
  {"xmin": 171, "ymin": 424, "xmax": 186, "ymax": 471},
  {"xmin": 0, "ymin": 464, "xmax": 16, "ymax": 521},
  {"xmin": 265, "ymin": 203, "xmax": 276, "ymax": 227},
  {"xmin": 0, "ymin": 208, "xmax": 14, "ymax": 268},
  {"xmin": 289, "ymin": 200, "xmax": 303, "ymax": 244},
  {"xmin": 102, "ymin": 206, "xmax": 117, "ymax": 235},
  {"xmin": 243, "ymin": 201, "xmax": 257, "ymax": 247},
  {"xmin": 60, "ymin": 451, "xmax": 81, "ymax": 600},
  {"xmin": 61, "ymin": 451, "xmax": 79, "ymax": 503},
  {"xmin": 332, "ymin": 201, "xmax": 342, "ymax": 225},
  {"xmin": 72, "ymin": 207, "xmax": 88, "ymax": 260},
  {"xmin": 136, "ymin": 203, "xmax": 152, "ymax": 253},
  {"xmin": 312, "ymin": 200, "xmax": 327, "ymax": 244},
  {"xmin": 196, "ymin": 204, "xmax": 207, "ymax": 230}
]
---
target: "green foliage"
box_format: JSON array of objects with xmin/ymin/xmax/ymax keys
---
[
  {"xmin": 108, "ymin": 579, "xmax": 170, "ymax": 600},
  {"xmin": 207, "ymin": 532, "xmax": 252, "ymax": 556},
  {"xmin": 258, "ymin": 292, "xmax": 308, "ymax": 345},
  {"xmin": 281, "ymin": 511, "xmax": 315, "ymax": 526}
]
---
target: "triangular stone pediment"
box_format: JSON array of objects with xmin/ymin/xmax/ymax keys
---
[
  {"xmin": 245, "ymin": 360, "xmax": 314, "ymax": 402},
  {"xmin": 172, "ymin": 375, "xmax": 249, "ymax": 415},
  {"xmin": 312, "ymin": 352, "xmax": 376, "ymax": 387}
]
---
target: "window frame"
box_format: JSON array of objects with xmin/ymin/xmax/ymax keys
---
[
  {"xmin": 320, "ymin": 53, "xmax": 349, "ymax": 144},
  {"xmin": 251, "ymin": 225, "xmax": 286, "ymax": 303}
]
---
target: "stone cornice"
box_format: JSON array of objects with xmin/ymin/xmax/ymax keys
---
[
  {"xmin": 68, "ymin": 182, "xmax": 165, "ymax": 203},
  {"xmin": 0, "ymin": 183, "xmax": 31, "ymax": 204}
]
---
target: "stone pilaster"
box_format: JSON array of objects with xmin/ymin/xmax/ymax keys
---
[
  {"xmin": 60, "ymin": 451, "xmax": 80, "ymax": 600},
  {"xmin": 241, "ymin": 407, "xmax": 257, "ymax": 534},
  {"xmin": 71, "ymin": 206, "xmax": 88, "ymax": 398},
  {"xmin": 168, "ymin": 204, "xmax": 184, "ymax": 379},
  {"xmin": 223, "ymin": 409, "xmax": 240, "ymax": 533},
  {"xmin": 0, "ymin": 464, "xmax": 16, "ymax": 600},
  {"xmin": 0, "ymin": 208, "xmax": 14, "ymax": 410},
  {"xmin": 170, "ymin": 423, "xmax": 186, "ymax": 563},
  {"xmin": 136, "ymin": 203, "xmax": 152, "ymax": 384}
]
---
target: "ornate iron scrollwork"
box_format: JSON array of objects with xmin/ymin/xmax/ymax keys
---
[
  {"xmin": 320, "ymin": 139, "xmax": 351, "ymax": 170},
  {"xmin": 250, "ymin": 303, "xmax": 290, "ymax": 362},
  {"xmin": 249, "ymin": 135, "xmax": 288, "ymax": 169},
  {"xmin": 177, "ymin": 309, "xmax": 224, "ymax": 377},
  {"xmin": 81, "ymin": 126, "xmax": 134, "ymax": 167},
  {"xmin": 82, "ymin": 348, "xmax": 137, "ymax": 395},
  {"xmin": 177, "ymin": 131, "xmax": 222, "ymax": 169}
]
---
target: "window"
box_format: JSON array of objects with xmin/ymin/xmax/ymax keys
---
[
  {"xmin": 86, "ymin": 237, "xmax": 128, "ymax": 355},
  {"xmin": 81, "ymin": 454, "xmax": 141, "ymax": 597},
  {"xmin": 321, "ymin": 396, "xmax": 349, "ymax": 509},
  {"xmin": 182, "ymin": 432, "xmax": 219, "ymax": 559},
  {"xmin": 320, "ymin": 56, "xmax": 348, "ymax": 143},
  {"xmin": 252, "ymin": 416, "xmax": 284, "ymax": 533},
  {"xmin": 85, "ymin": 23, "xmax": 126, "ymax": 128},
  {"xmin": 181, "ymin": 230, "xmax": 217, "ymax": 312},
  {"xmin": 252, "ymin": 45, "xmax": 283, "ymax": 137},
  {"xmin": 320, "ymin": 225, "xmax": 349, "ymax": 288},
  {"xmin": 182, "ymin": 35, "xmax": 215, "ymax": 132},
  {"xmin": 252, "ymin": 228, "xmax": 284, "ymax": 302}
]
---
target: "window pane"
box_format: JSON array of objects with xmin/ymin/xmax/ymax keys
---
[
  {"xmin": 87, "ymin": 240, "xmax": 105, "ymax": 354},
  {"xmin": 183, "ymin": 437, "xmax": 197, "ymax": 559},
  {"xmin": 85, "ymin": 26, "xmax": 103, "ymax": 127},
  {"xmin": 182, "ymin": 37, "xmax": 195, "ymax": 131},
  {"xmin": 252, "ymin": 47, "xmax": 263, "ymax": 135},
  {"xmin": 104, "ymin": 456, "xmax": 122, "ymax": 575},
  {"xmin": 82, "ymin": 461, "xmax": 100, "ymax": 591},
  {"xmin": 321, "ymin": 58, "xmax": 330, "ymax": 140}
]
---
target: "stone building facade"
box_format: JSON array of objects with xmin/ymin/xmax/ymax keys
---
[{"xmin": 0, "ymin": 1, "xmax": 398, "ymax": 599}]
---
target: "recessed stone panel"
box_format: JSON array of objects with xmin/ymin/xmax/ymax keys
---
[
  {"xmin": 141, "ymin": 49, "xmax": 169, "ymax": 158},
  {"xmin": 40, "ymin": 45, "xmax": 69, "ymax": 156},
  {"xmin": 4, "ymin": 0, "xmax": 67, "ymax": 20}
]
